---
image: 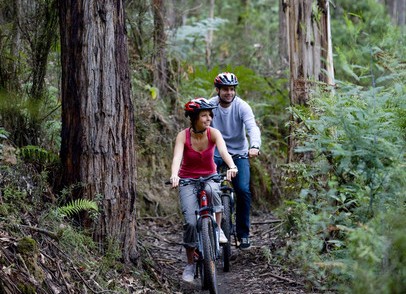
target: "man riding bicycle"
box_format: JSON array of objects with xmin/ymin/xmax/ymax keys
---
[{"xmin": 209, "ymin": 72, "xmax": 261, "ymax": 250}]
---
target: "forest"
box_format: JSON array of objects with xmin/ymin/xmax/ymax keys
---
[{"xmin": 0, "ymin": 0, "xmax": 405, "ymax": 293}]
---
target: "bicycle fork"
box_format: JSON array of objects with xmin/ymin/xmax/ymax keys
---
[{"xmin": 196, "ymin": 191, "xmax": 221, "ymax": 258}]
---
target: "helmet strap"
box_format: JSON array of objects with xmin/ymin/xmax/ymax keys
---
[{"xmin": 190, "ymin": 127, "xmax": 206, "ymax": 134}]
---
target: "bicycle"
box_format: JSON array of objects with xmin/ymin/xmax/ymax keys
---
[
  {"xmin": 217, "ymin": 153, "xmax": 249, "ymax": 272},
  {"xmin": 174, "ymin": 174, "xmax": 222, "ymax": 294}
]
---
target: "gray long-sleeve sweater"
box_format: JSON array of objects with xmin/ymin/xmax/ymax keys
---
[{"xmin": 209, "ymin": 95, "xmax": 261, "ymax": 156}]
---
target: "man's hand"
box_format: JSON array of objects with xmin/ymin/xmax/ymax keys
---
[{"xmin": 248, "ymin": 148, "xmax": 260, "ymax": 158}]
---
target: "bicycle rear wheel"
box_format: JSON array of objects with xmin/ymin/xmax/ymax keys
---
[
  {"xmin": 221, "ymin": 193, "xmax": 232, "ymax": 272},
  {"xmin": 201, "ymin": 217, "xmax": 219, "ymax": 294}
]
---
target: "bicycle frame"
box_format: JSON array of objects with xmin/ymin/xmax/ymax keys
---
[
  {"xmin": 179, "ymin": 174, "xmax": 222, "ymax": 259},
  {"xmin": 178, "ymin": 174, "xmax": 222, "ymax": 293},
  {"xmin": 217, "ymin": 153, "xmax": 249, "ymax": 272}
]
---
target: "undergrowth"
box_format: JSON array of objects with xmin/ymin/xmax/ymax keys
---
[
  {"xmin": 0, "ymin": 160, "xmax": 169, "ymax": 292},
  {"xmin": 275, "ymin": 33, "xmax": 406, "ymax": 293}
]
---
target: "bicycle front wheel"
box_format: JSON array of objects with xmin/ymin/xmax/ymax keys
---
[
  {"xmin": 221, "ymin": 193, "xmax": 232, "ymax": 272},
  {"xmin": 201, "ymin": 217, "xmax": 219, "ymax": 294}
]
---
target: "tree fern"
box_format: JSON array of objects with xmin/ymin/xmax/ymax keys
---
[{"xmin": 58, "ymin": 199, "xmax": 98, "ymax": 217}]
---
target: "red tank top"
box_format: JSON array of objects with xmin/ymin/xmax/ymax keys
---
[{"xmin": 178, "ymin": 128, "xmax": 217, "ymax": 178}]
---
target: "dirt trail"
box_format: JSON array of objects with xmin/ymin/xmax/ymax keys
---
[{"xmin": 139, "ymin": 212, "xmax": 320, "ymax": 294}]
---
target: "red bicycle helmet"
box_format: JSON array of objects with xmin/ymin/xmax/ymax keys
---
[
  {"xmin": 214, "ymin": 72, "xmax": 239, "ymax": 88},
  {"xmin": 184, "ymin": 98, "xmax": 217, "ymax": 117}
]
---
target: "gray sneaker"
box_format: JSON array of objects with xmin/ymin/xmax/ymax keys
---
[
  {"xmin": 182, "ymin": 263, "xmax": 195, "ymax": 282},
  {"xmin": 239, "ymin": 237, "xmax": 251, "ymax": 250}
]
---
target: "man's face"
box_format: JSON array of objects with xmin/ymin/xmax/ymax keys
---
[{"xmin": 216, "ymin": 86, "xmax": 236, "ymax": 103}]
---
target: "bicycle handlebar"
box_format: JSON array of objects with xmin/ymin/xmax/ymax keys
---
[
  {"xmin": 231, "ymin": 153, "xmax": 249, "ymax": 159},
  {"xmin": 178, "ymin": 174, "xmax": 222, "ymax": 186},
  {"xmin": 165, "ymin": 173, "xmax": 222, "ymax": 186}
]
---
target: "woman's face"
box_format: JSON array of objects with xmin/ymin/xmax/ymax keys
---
[{"xmin": 195, "ymin": 110, "xmax": 212, "ymax": 129}]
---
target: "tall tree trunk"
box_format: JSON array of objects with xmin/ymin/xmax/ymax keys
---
[
  {"xmin": 59, "ymin": 0, "xmax": 138, "ymax": 264},
  {"xmin": 0, "ymin": 1, "xmax": 22, "ymax": 91},
  {"xmin": 278, "ymin": 0, "xmax": 289, "ymax": 67},
  {"xmin": 205, "ymin": 0, "xmax": 215, "ymax": 68},
  {"xmin": 384, "ymin": 0, "xmax": 406, "ymax": 26},
  {"xmin": 152, "ymin": 0, "xmax": 169, "ymax": 100},
  {"xmin": 8, "ymin": 0, "xmax": 22, "ymax": 92},
  {"xmin": 286, "ymin": 0, "xmax": 334, "ymax": 162},
  {"xmin": 29, "ymin": 0, "xmax": 59, "ymax": 100}
]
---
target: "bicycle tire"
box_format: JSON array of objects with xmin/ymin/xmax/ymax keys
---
[
  {"xmin": 196, "ymin": 254, "xmax": 205, "ymax": 289},
  {"xmin": 221, "ymin": 193, "xmax": 232, "ymax": 272},
  {"xmin": 201, "ymin": 217, "xmax": 219, "ymax": 294}
]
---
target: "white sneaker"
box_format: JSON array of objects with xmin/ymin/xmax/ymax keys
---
[
  {"xmin": 219, "ymin": 229, "xmax": 228, "ymax": 243},
  {"xmin": 182, "ymin": 264, "xmax": 195, "ymax": 282}
]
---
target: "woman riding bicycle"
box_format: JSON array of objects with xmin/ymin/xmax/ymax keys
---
[{"xmin": 170, "ymin": 98, "xmax": 238, "ymax": 282}]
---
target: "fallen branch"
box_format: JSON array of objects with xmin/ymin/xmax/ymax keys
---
[
  {"xmin": 138, "ymin": 213, "xmax": 177, "ymax": 220},
  {"xmin": 18, "ymin": 224, "xmax": 59, "ymax": 240},
  {"xmin": 57, "ymin": 261, "xmax": 72, "ymax": 293},
  {"xmin": 264, "ymin": 271, "xmax": 304, "ymax": 286},
  {"xmin": 252, "ymin": 219, "xmax": 282, "ymax": 225}
]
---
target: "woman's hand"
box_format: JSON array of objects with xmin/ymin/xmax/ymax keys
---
[
  {"xmin": 226, "ymin": 166, "xmax": 238, "ymax": 181},
  {"xmin": 170, "ymin": 175, "xmax": 180, "ymax": 188}
]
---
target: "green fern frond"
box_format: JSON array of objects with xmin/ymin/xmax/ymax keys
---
[
  {"xmin": 19, "ymin": 145, "xmax": 59, "ymax": 165},
  {"xmin": 58, "ymin": 199, "xmax": 98, "ymax": 217}
]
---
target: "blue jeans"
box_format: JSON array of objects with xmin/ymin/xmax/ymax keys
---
[{"xmin": 215, "ymin": 155, "xmax": 251, "ymax": 239}]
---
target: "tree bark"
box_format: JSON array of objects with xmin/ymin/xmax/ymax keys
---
[
  {"xmin": 29, "ymin": 0, "xmax": 59, "ymax": 100},
  {"xmin": 59, "ymin": 0, "xmax": 138, "ymax": 264},
  {"xmin": 152, "ymin": 0, "xmax": 169, "ymax": 100},
  {"xmin": 286, "ymin": 0, "xmax": 334, "ymax": 162},
  {"xmin": 278, "ymin": 0, "xmax": 289, "ymax": 67},
  {"xmin": 384, "ymin": 0, "xmax": 406, "ymax": 26},
  {"xmin": 205, "ymin": 0, "xmax": 215, "ymax": 68}
]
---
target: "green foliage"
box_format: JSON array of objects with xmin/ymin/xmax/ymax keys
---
[
  {"xmin": 278, "ymin": 41, "xmax": 406, "ymax": 290},
  {"xmin": 58, "ymin": 224, "xmax": 97, "ymax": 259},
  {"xmin": 0, "ymin": 127, "xmax": 8, "ymax": 139},
  {"xmin": 98, "ymin": 238, "xmax": 125, "ymax": 275},
  {"xmin": 331, "ymin": 0, "xmax": 405, "ymax": 86},
  {"xmin": 1, "ymin": 183, "xmax": 30, "ymax": 217},
  {"xmin": 340, "ymin": 202, "xmax": 406, "ymax": 294},
  {"xmin": 0, "ymin": 89, "xmax": 61, "ymax": 151},
  {"xmin": 168, "ymin": 17, "xmax": 228, "ymax": 63},
  {"xmin": 0, "ymin": 127, "xmax": 9, "ymax": 160},
  {"xmin": 57, "ymin": 198, "xmax": 99, "ymax": 218},
  {"xmin": 211, "ymin": 0, "xmax": 280, "ymax": 71},
  {"xmin": 19, "ymin": 145, "xmax": 59, "ymax": 167},
  {"xmin": 17, "ymin": 237, "xmax": 39, "ymax": 255}
]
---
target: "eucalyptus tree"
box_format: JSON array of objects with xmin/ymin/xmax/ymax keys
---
[
  {"xmin": 382, "ymin": 0, "xmax": 406, "ymax": 26},
  {"xmin": 284, "ymin": 0, "xmax": 334, "ymax": 162},
  {"xmin": 59, "ymin": 0, "xmax": 138, "ymax": 264},
  {"xmin": 152, "ymin": 0, "xmax": 171, "ymax": 101}
]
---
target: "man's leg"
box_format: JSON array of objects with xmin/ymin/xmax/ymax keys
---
[{"xmin": 232, "ymin": 157, "xmax": 251, "ymax": 243}]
